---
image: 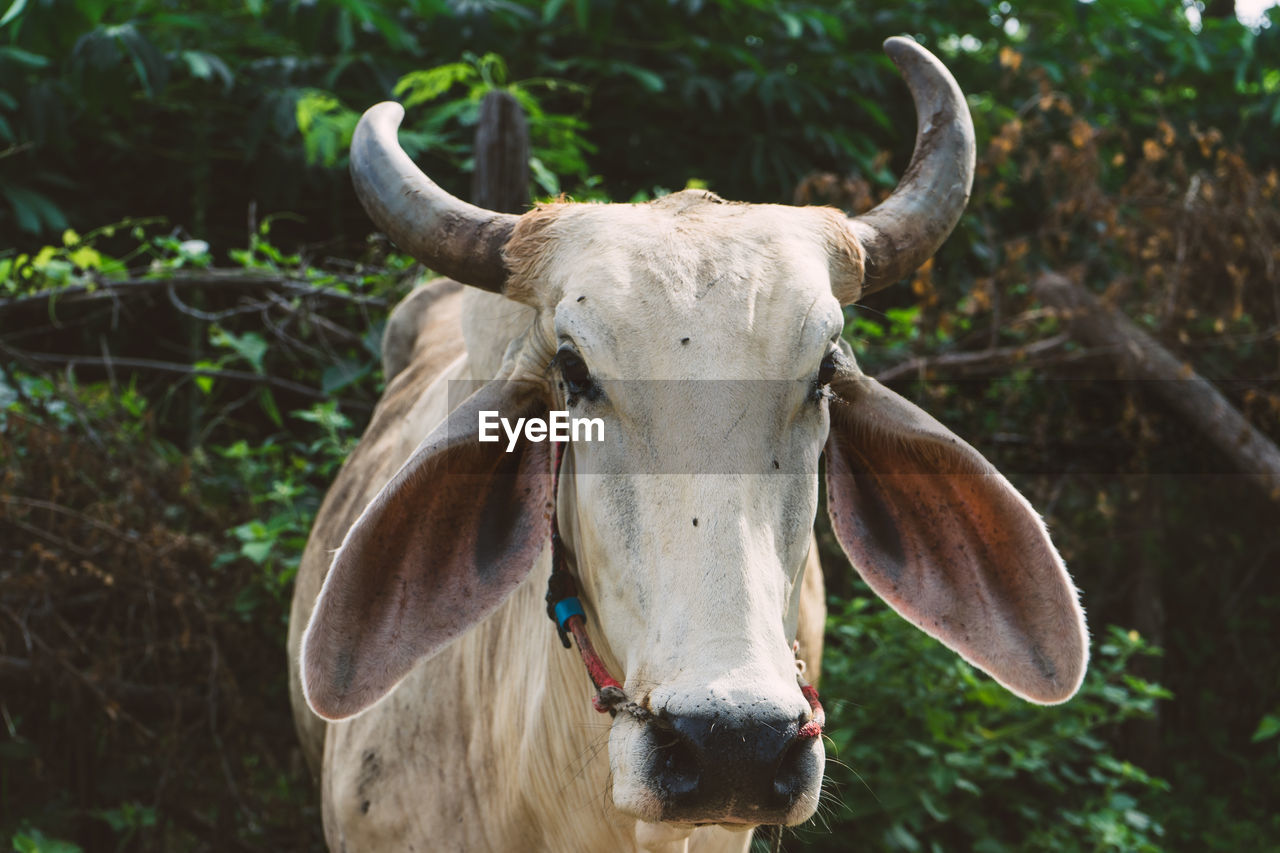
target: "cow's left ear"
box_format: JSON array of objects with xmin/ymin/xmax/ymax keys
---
[
  {"xmin": 824, "ymin": 370, "xmax": 1088, "ymax": 704},
  {"xmin": 301, "ymin": 379, "xmax": 552, "ymax": 721}
]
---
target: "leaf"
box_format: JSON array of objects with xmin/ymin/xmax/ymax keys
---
[
  {"xmin": 1, "ymin": 185, "xmax": 68, "ymax": 234},
  {"xmin": 886, "ymin": 823, "xmax": 921, "ymax": 851},
  {"xmin": 0, "ymin": 46, "xmax": 48, "ymax": 68},
  {"xmin": 529, "ymin": 156, "xmax": 560, "ymax": 197},
  {"xmin": 778, "ymin": 11, "xmax": 803, "ymax": 38},
  {"xmin": 0, "ymin": 0, "xmax": 27, "ymax": 29},
  {"xmin": 182, "ymin": 49, "xmax": 211, "ymax": 79},
  {"xmin": 68, "ymin": 246, "xmax": 102, "ymax": 270},
  {"xmin": 1252, "ymin": 713, "xmax": 1280, "ymax": 742},
  {"xmin": 918, "ymin": 790, "xmax": 950, "ymax": 821},
  {"xmin": 542, "ymin": 0, "xmax": 568, "ymax": 23},
  {"xmin": 181, "ymin": 50, "xmax": 234, "ymax": 89},
  {"xmin": 321, "ymin": 359, "xmax": 370, "ymax": 394},
  {"xmin": 0, "ymin": 374, "xmax": 16, "ymax": 410},
  {"xmin": 361, "ymin": 321, "xmax": 385, "ymax": 359},
  {"xmin": 240, "ymin": 539, "xmax": 273, "ymax": 565},
  {"xmin": 210, "ymin": 328, "xmax": 268, "ymax": 374},
  {"xmin": 293, "ymin": 401, "xmax": 353, "ymax": 432},
  {"xmin": 852, "ymin": 94, "xmax": 892, "ymax": 132},
  {"xmin": 295, "ymin": 89, "xmax": 358, "ymax": 166},
  {"xmin": 192, "ymin": 359, "xmax": 219, "ymax": 394},
  {"xmin": 615, "ymin": 63, "xmax": 665, "ymax": 93},
  {"xmin": 10, "ymin": 829, "xmax": 82, "ymax": 853},
  {"xmin": 258, "ymin": 387, "xmax": 282, "ymax": 427},
  {"xmin": 393, "ymin": 63, "xmax": 475, "ymax": 108},
  {"xmin": 103, "ymin": 23, "xmax": 167, "ymax": 98}
]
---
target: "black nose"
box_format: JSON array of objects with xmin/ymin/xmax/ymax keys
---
[{"xmin": 644, "ymin": 708, "xmax": 821, "ymax": 823}]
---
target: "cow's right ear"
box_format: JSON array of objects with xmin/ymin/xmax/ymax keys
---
[
  {"xmin": 823, "ymin": 369, "xmax": 1088, "ymax": 705},
  {"xmin": 300, "ymin": 379, "xmax": 553, "ymax": 721}
]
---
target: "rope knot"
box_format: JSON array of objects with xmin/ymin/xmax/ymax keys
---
[
  {"xmin": 797, "ymin": 682, "xmax": 825, "ymax": 739},
  {"xmin": 593, "ymin": 685, "xmax": 627, "ymax": 713}
]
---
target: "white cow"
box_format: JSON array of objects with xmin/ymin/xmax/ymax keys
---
[{"xmin": 287, "ymin": 37, "xmax": 1087, "ymax": 853}]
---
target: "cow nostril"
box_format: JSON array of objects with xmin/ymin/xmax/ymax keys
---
[
  {"xmin": 641, "ymin": 707, "xmax": 822, "ymax": 821},
  {"xmin": 772, "ymin": 730, "xmax": 815, "ymax": 800},
  {"xmin": 652, "ymin": 726, "xmax": 701, "ymax": 797}
]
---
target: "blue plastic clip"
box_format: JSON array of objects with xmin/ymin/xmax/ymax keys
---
[{"xmin": 554, "ymin": 597, "xmax": 586, "ymax": 633}]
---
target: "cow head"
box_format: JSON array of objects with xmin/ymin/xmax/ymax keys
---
[{"xmin": 301, "ymin": 37, "xmax": 1088, "ymax": 831}]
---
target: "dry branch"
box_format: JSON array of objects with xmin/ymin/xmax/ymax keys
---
[
  {"xmin": 0, "ymin": 268, "xmax": 389, "ymax": 315},
  {"xmin": 1035, "ymin": 272, "xmax": 1280, "ymax": 500},
  {"xmin": 0, "ymin": 653, "xmax": 204, "ymax": 715},
  {"xmin": 0, "ymin": 339, "xmax": 367, "ymax": 406},
  {"xmin": 875, "ymin": 333, "xmax": 1070, "ymax": 382}
]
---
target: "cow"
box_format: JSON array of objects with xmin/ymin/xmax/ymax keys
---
[{"xmin": 287, "ymin": 37, "xmax": 1088, "ymax": 853}]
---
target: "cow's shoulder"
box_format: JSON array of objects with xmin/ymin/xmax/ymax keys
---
[{"xmin": 382, "ymin": 277, "xmax": 466, "ymax": 381}]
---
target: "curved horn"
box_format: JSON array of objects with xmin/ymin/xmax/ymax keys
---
[
  {"xmin": 350, "ymin": 102, "xmax": 517, "ymax": 293},
  {"xmin": 842, "ymin": 37, "xmax": 976, "ymax": 302}
]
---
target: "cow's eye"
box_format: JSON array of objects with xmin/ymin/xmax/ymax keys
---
[
  {"xmin": 818, "ymin": 351, "xmax": 838, "ymax": 386},
  {"xmin": 557, "ymin": 349, "xmax": 593, "ymax": 398}
]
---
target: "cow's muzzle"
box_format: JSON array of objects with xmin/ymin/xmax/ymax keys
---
[{"xmin": 638, "ymin": 706, "xmax": 824, "ymax": 825}]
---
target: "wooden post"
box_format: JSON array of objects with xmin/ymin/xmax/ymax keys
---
[{"xmin": 471, "ymin": 91, "xmax": 530, "ymax": 214}]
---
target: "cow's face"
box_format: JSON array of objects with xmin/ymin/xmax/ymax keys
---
[
  {"xmin": 501, "ymin": 194, "xmax": 854, "ymax": 824},
  {"xmin": 301, "ymin": 36, "xmax": 1089, "ymax": 836}
]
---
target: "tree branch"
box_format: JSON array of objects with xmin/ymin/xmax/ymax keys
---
[
  {"xmin": 874, "ymin": 333, "xmax": 1070, "ymax": 383},
  {"xmin": 1035, "ymin": 272, "xmax": 1280, "ymax": 500},
  {"xmin": 0, "ymin": 340, "xmax": 369, "ymax": 408},
  {"xmin": 0, "ymin": 268, "xmax": 390, "ymax": 314}
]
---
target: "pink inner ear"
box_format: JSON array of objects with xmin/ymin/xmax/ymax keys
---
[
  {"xmin": 824, "ymin": 375, "xmax": 1087, "ymax": 704},
  {"xmin": 302, "ymin": 380, "xmax": 553, "ymax": 720}
]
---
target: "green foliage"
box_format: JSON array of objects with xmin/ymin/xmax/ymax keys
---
[
  {"xmin": 0, "ymin": 224, "xmax": 389, "ymax": 849},
  {"xmin": 9, "ymin": 826, "xmax": 82, "ymax": 853},
  {"xmin": 214, "ymin": 400, "xmax": 356, "ymax": 626},
  {"xmin": 843, "ymin": 304, "xmax": 923, "ymax": 367},
  {"xmin": 292, "ymin": 49, "xmax": 597, "ymax": 200},
  {"xmin": 9, "ymin": 0, "xmax": 1271, "ymax": 242},
  {"xmin": 1254, "ymin": 710, "xmax": 1280, "ymax": 746},
  {"xmin": 805, "ymin": 607, "xmax": 1170, "ymax": 852},
  {"xmin": 88, "ymin": 801, "xmax": 156, "ymax": 849},
  {"xmin": 0, "ymin": 219, "xmax": 209, "ymax": 299},
  {"xmin": 295, "ymin": 90, "xmax": 359, "ymax": 169}
]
